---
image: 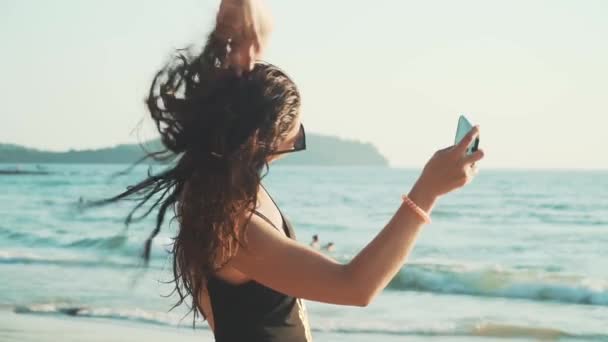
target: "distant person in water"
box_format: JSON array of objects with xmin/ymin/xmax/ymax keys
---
[
  {"xmin": 310, "ymin": 235, "xmax": 320, "ymax": 249},
  {"xmin": 323, "ymin": 242, "xmax": 335, "ymax": 252}
]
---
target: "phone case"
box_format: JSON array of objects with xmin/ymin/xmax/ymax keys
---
[{"xmin": 455, "ymin": 115, "xmax": 479, "ymax": 155}]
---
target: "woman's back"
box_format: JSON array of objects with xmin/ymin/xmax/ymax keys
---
[{"xmin": 205, "ymin": 185, "xmax": 312, "ymax": 341}]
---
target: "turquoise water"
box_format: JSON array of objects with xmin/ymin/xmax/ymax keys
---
[{"xmin": 1, "ymin": 164, "xmax": 607, "ymax": 341}]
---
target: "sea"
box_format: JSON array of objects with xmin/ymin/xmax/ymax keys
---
[{"xmin": 1, "ymin": 164, "xmax": 607, "ymax": 341}]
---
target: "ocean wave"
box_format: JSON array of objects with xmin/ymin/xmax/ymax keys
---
[
  {"xmin": 388, "ymin": 262, "xmax": 608, "ymax": 306},
  {"xmin": 0, "ymin": 226, "xmax": 172, "ymax": 259},
  {"xmin": 0, "ymin": 250, "xmax": 164, "ymax": 270},
  {"xmin": 317, "ymin": 323, "xmax": 586, "ymax": 340},
  {"xmin": 66, "ymin": 235, "xmax": 128, "ymax": 249},
  {"xmin": 427, "ymin": 204, "xmax": 607, "ymax": 226},
  {"xmin": 427, "ymin": 210, "xmax": 462, "ymax": 219},
  {"xmin": 0, "ymin": 227, "xmax": 54, "ymax": 245},
  {"xmin": 537, "ymin": 203, "xmax": 571, "ymax": 210},
  {"xmin": 84, "ymin": 234, "xmax": 173, "ymax": 259},
  {"xmin": 13, "ymin": 303, "xmax": 197, "ymax": 328},
  {"xmin": 527, "ymin": 211, "xmax": 608, "ymax": 226}
]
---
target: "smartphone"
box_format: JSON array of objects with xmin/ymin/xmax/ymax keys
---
[{"xmin": 455, "ymin": 115, "xmax": 479, "ymax": 155}]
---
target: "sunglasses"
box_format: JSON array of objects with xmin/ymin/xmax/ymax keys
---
[{"xmin": 271, "ymin": 123, "xmax": 306, "ymax": 155}]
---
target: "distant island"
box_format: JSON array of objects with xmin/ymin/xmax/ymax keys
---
[{"xmin": 0, "ymin": 134, "xmax": 389, "ymax": 166}]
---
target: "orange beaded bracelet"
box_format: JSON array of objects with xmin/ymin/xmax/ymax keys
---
[{"xmin": 401, "ymin": 194, "xmax": 432, "ymax": 224}]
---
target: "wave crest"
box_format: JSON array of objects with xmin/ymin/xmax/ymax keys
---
[{"xmin": 389, "ymin": 262, "xmax": 608, "ymax": 306}]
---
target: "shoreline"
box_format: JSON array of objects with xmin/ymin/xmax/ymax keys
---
[{"xmin": 0, "ymin": 308, "xmax": 213, "ymax": 342}]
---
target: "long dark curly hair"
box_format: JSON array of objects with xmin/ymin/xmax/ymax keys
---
[{"xmin": 90, "ymin": 31, "xmax": 301, "ymax": 326}]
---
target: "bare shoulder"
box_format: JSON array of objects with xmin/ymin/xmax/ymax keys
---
[
  {"xmin": 226, "ymin": 212, "xmax": 288, "ymax": 263},
  {"xmin": 213, "ymin": 211, "xmax": 282, "ymax": 285}
]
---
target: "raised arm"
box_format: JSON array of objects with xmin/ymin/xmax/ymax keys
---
[
  {"xmin": 227, "ymin": 127, "xmax": 484, "ymax": 306},
  {"xmin": 214, "ymin": 0, "xmax": 273, "ymax": 75}
]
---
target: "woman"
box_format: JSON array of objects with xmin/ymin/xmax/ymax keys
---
[{"xmin": 99, "ymin": 1, "xmax": 484, "ymax": 341}]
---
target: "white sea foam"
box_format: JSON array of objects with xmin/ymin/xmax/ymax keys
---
[{"xmin": 389, "ymin": 262, "xmax": 608, "ymax": 306}]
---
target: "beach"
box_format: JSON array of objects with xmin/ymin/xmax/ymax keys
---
[
  {"xmin": 1, "ymin": 308, "xmax": 211, "ymax": 342},
  {"xmin": 2, "ymin": 307, "xmax": 572, "ymax": 342}
]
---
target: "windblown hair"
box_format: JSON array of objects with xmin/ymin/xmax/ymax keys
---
[{"xmin": 91, "ymin": 32, "xmax": 301, "ymax": 326}]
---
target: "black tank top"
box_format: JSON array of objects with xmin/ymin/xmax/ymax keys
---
[{"xmin": 206, "ymin": 185, "xmax": 313, "ymax": 342}]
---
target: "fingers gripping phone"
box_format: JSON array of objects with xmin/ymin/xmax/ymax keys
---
[{"xmin": 455, "ymin": 115, "xmax": 479, "ymax": 155}]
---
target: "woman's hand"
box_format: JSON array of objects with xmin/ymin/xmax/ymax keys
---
[
  {"xmin": 409, "ymin": 126, "xmax": 485, "ymax": 210},
  {"xmin": 214, "ymin": 0, "xmax": 273, "ymax": 75}
]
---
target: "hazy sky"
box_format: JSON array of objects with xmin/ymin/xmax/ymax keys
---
[{"xmin": 1, "ymin": 0, "xmax": 607, "ymax": 169}]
